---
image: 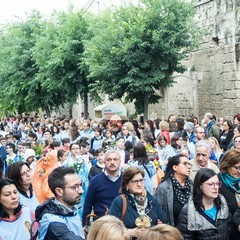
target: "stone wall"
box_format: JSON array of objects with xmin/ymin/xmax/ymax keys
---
[{"xmin": 149, "ymin": 0, "xmax": 240, "ymax": 121}]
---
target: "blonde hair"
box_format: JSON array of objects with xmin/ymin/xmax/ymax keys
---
[
  {"xmin": 137, "ymin": 224, "xmax": 183, "ymax": 240},
  {"xmin": 87, "ymin": 215, "xmax": 130, "ymax": 240},
  {"xmin": 159, "ymin": 121, "xmax": 170, "ymax": 131},
  {"xmin": 208, "ymin": 137, "xmax": 221, "ymax": 153},
  {"xmin": 124, "ymin": 122, "xmax": 134, "ymax": 131}
]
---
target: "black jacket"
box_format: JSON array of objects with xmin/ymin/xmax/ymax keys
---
[{"xmin": 233, "ymin": 208, "xmax": 240, "ymax": 230}]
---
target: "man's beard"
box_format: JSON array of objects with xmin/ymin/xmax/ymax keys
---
[{"xmin": 63, "ymin": 194, "xmax": 81, "ymax": 207}]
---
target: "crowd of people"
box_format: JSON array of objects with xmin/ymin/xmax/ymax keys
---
[{"xmin": 0, "ymin": 112, "xmax": 240, "ymax": 239}]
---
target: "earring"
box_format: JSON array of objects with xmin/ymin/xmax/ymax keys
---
[{"xmin": 126, "ymin": 187, "xmax": 129, "ymax": 191}]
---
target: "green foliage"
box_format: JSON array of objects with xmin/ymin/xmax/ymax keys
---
[
  {"xmin": 0, "ymin": 1, "xmax": 200, "ymax": 118},
  {"xmin": 84, "ymin": 0, "xmax": 199, "ymax": 117},
  {"xmin": 0, "ymin": 11, "xmax": 44, "ymax": 114},
  {"xmin": 33, "ymin": 10, "xmax": 90, "ymax": 110},
  {"xmin": 0, "ymin": 9, "xmax": 91, "ymax": 115}
]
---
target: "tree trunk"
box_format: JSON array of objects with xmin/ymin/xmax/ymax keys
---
[
  {"xmin": 45, "ymin": 108, "xmax": 51, "ymax": 118},
  {"xmin": 68, "ymin": 105, "xmax": 73, "ymax": 119},
  {"xmin": 83, "ymin": 73, "xmax": 88, "ymax": 119},
  {"xmin": 83, "ymin": 88, "xmax": 88, "ymax": 119},
  {"xmin": 143, "ymin": 94, "xmax": 149, "ymax": 124}
]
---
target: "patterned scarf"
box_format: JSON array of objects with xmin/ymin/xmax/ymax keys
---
[
  {"xmin": 220, "ymin": 172, "xmax": 240, "ymax": 194},
  {"xmin": 171, "ymin": 174, "xmax": 192, "ymax": 205}
]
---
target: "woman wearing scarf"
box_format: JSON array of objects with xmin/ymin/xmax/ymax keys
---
[
  {"xmin": 219, "ymin": 149, "xmax": 240, "ymax": 239},
  {"xmin": 155, "ymin": 154, "xmax": 192, "ymax": 226},
  {"xmin": 108, "ymin": 167, "xmax": 167, "ymax": 240}
]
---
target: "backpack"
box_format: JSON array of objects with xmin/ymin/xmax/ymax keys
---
[
  {"xmin": 30, "ymin": 198, "xmax": 54, "ymax": 240},
  {"xmin": 30, "ymin": 218, "xmax": 39, "ymax": 240}
]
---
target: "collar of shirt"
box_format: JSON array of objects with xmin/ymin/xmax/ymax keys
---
[
  {"xmin": 83, "ymin": 129, "xmax": 93, "ymax": 134},
  {"xmin": 19, "ymin": 184, "xmax": 33, "ymax": 198},
  {"xmin": 104, "ymin": 169, "xmax": 121, "ymax": 182},
  {"xmin": 54, "ymin": 199, "xmax": 79, "ymax": 214},
  {"xmin": 197, "ymin": 160, "xmax": 212, "ymax": 169}
]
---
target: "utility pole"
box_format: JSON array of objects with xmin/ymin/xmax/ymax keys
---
[{"xmin": 83, "ymin": 0, "xmax": 97, "ymax": 10}]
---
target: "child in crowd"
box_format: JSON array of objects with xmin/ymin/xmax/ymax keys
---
[
  {"xmin": 14, "ymin": 142, "xmax": 24, "ymax": 162},
  {"xmin": 90, "ymin": 127, "xmax": 104, "ymax": 151},
  {"xmin": 61, "ymin": 138, "xmax": 70, "ymax": 152},
  {"xmin": 80, "ymin": 141, "xmax": 94, "ymax": 170},
  {"xmin": 102, "ymin": 129, "xmax": 114, "ymax": 150},
  {"xmin": 88, "ymin": 148, "xmax": 105, "ymax": 180},
  {"xmin": 5, "ymin": 143, "xmax": 17, "ymax": 164},
  {"xmin": 24, "ymin": 149, "xmax": 36, "ymax": 171},
  {"xmin": 57, "ymin": 149, "xmax": 68, "ymax": 166}
]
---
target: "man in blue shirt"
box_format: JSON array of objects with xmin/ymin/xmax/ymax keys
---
[
  {"xmin": 80, "ymin": 122, "xmax": 95, "ymax": 142},
  {"xmin": 82, "ymin": 149, "xmax": 122, "ymax": 226}
]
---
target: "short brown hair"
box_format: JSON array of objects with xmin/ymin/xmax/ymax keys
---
[
  {"xmin": 120, "ymin": 167, "xmax": 144, "ymax": 193},
  {"xmin": 219, "ymin": 149, "xmax": 240, "ymax": 174}
]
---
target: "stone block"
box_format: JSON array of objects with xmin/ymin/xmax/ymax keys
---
[
  {"xmin": 222, "ymin": 63, "xmax": 236, "ymax": 73},
  {"xmin": 224, "ymin": 90, "xmax": 237, "ymax": 99},
  {"xmin": 236, "ymin": 71, "xmax": 240, "ymax": 80},
  {"xmin": 221, "ymin": 72, "xmax": 237, "ymax": 81},
  {"xmin": 221, "ymin": 81, "xmax": 233, "ymax": 90}
]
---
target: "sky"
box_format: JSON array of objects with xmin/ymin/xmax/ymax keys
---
[
  {"xmin": 0, "ymin": 0, "xmax": 87, "ymax": 24},
  {"xmin": 0, "ymin": 0, "xmax": 138, "ymax": 24}
]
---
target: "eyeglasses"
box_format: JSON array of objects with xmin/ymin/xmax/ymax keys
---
[
  {"xmin": 20, "ymin": 169, "xmax": 32, "ymax": 177},
  {"xmin": 130, "ymin": 178, "xmax": 145, "ymax": 185},
  {"xmin": 180, "ymin": 161, "xmax": 192, "ymax": 167},
  {"xmin": 202, "ymin": 181, "xmax": 222, "ymax": 188},
  {"xmin": 106, "ymin": 158, "xmax": 119, "ymax": 162},
  {"xmin": 64, "ymin": 182, "xmax": 84, "ymax": 192},
  {"xmin": 233, "ymin": 165, "xmax": 240, "ymax": 171},
  {"xmin": 196, "ymin": 153, "xmax": 208, "ymax": 157}
]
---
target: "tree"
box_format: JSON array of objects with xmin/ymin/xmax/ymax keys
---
[
  {"xmin": 84, "ymin": 0, "xmax": 199, "ymax": 120},
  {"xmin": 0, "ymin": 9, "xmax": 93, "ymax": 117},
  {"xmin": 0, "ymin": 11, "xmax": 45, "ymax": 114},
  {"xmin": 33, "ymin": 9, "xmax": 91, "ymax": 117}
]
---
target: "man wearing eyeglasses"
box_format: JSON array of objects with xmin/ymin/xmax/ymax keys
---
[
  {"xmin": 189, "ymin": 140, "xmax": 220, "ymax": 180},
  {"xmin": 82, "ymin": 149, "xmax": 122, "ymax": 227},
  {"xmin": 35, "ymin": 167, "xmax": 85, "ymax": 240}
]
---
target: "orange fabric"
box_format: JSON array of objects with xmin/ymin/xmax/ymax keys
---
[
  {"xmin": 156, "ymin": 168, "xmax": 165, "ymax": 186},
  {"xmin": 32, "ymin": 150, "xmax": 58, "ymax": 203}
]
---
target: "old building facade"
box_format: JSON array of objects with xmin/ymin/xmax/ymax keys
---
[{"xmin": 148, "ymin": 0, "xmax": 240, "ymax": 120}]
